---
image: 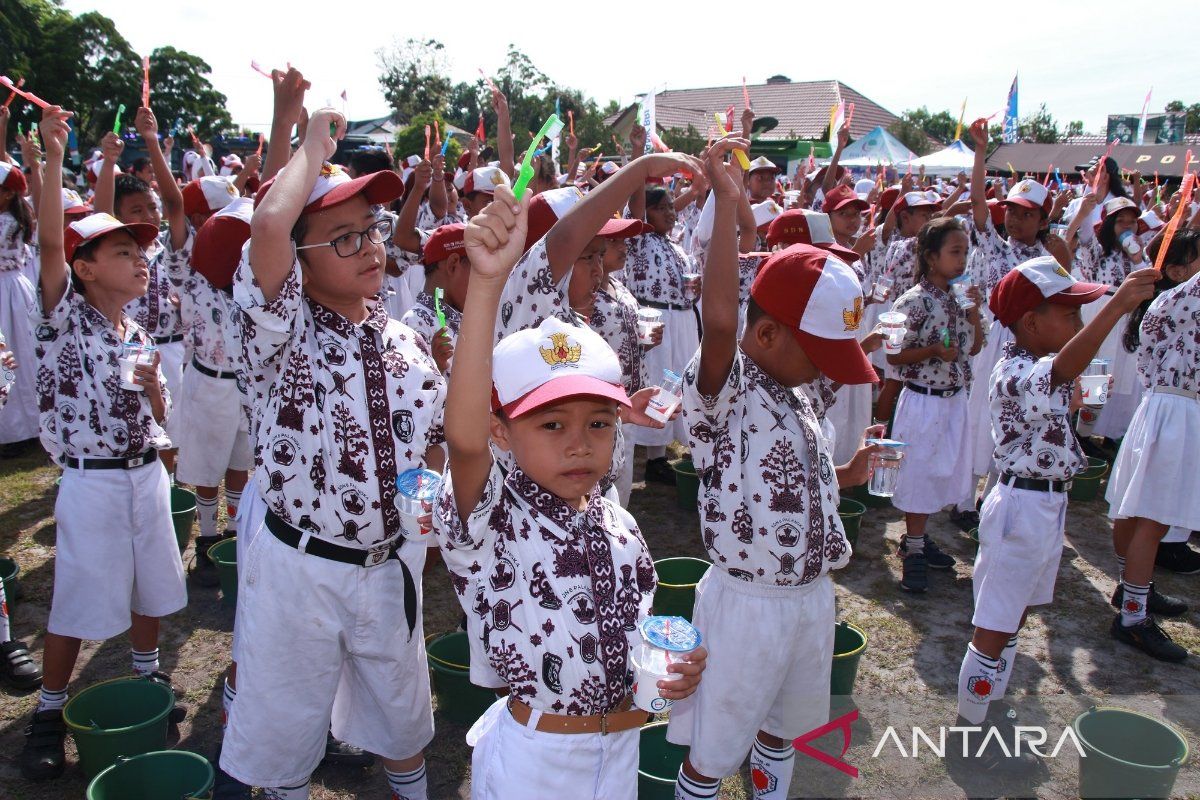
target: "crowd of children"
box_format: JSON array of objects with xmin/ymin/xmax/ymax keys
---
[{"xmin": 1, "ymin": 67, "xmax": 1199, "ymax": 799}]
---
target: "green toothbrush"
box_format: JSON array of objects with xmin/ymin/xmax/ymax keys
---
[{"xmin": 513, "ymin": 114, "xmax": 563, "ymax": 200}]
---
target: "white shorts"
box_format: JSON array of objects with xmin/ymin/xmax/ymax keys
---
[
  {"xmin": 158, "ymin": 340, "xmax": 186, "ymax": 447},
  {"xmin": 1106, "ymin": 390, "xmax": 1200, "ymax": 529},
  {"xmin": 467, "ymin": 698, "xmax": 639, "ymax": 800},
  {"xmin": 49, "ymin": 460, "xmax": 187, "ymax": 640},
  {"xmin": 667, "ymin": 569, "xmax": 835, "ymax": 779},
  {"xmin": 174, "ymin": 365, "xmax": 252, "ymax": 487},
  {"xmin": 972, "ymin": 483, "xmax": 1067, "ymax": 633},
  {"xmin": 891, "ymin": 387, "xmax": 973, "ymax": 515},
  {"xmin": 230, "ymin": 484, "xmax": 266, "ymax": 664},
  {"xmin": 221, "ymin": 527, "xmax": 433, "ymax": 787},
  {"xmin": 968, "ymin": 320, "xmax": 1012, "ymax": 476},
  {"xmin": 631, "ymin": 306, "xmax": 699, "ymax": 448}
]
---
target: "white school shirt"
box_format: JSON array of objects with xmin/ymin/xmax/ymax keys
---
[
  {"xmin": 989, "ymin": 343, "xmax": 1085, "ymax": 481},
  {"xmin": 892, "ymin": 279, "xmax": 974, "ymax": 389},
  {"xmin": 400, "ymin": 290, "xmax": 461, "ymax": 374},
  {"xmin": 124, "ymin": 231, "xmax": 186, "ymax": 341},
  {"xmin": 0, "ymin": 213, "xmax": 32, "ymax": 274},
  {"xmin": 965, "ymin": 217, "xmax": 1049, "ymax": 297},
  {"xmin": 1136, "ymin": 269, "xmax": 1200, "ymax": 393},
  {"xmin": 623, "ymin": 232, "xmax": 697, "ymax": 308}
]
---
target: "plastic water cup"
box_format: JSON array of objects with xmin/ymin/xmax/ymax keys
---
[
  {"xmin": 681, "ymin": 273, "xmax": 702, "ymax": 301},
  {"xmin": 394, "ymin": 468, "xmax": 442, "ymax": 540},
  {"xmin": 636, "ymin": 308, "xmax": 663, "ymax": 345},
  {"xmin": 950, "ymin": 276, "xmax": 975, "ymax": 310},
  {"xmin": 872, "ymin": 274, "xmax": 893, "ymax": 302},
  {"xmin": 1080, "ymin": 374, "xmax": 1110, "ymax": 406},
  {"xmin": 1084, "ymin": 358, "xmax": 1110, "ymax": 377},
  {"xmin": 646, "ymin": 369, "xmax": 683, "ymax": 424},
  {"xmin": 866, "ymin": 438, "xmax": 906, "ymax": 498},
  {"xmin": 878, "ymin": 311, "xmax": 907, "ymax": 354},
  {"xmin": 1119, "ymin": 229, "xmax": 1142, "ymax": 257},
  {"xmin": 119, "ymin": 343, "xmax": 148, "ymax": 392},
  {"xmin": 631, "ymin": 616, "xmax": 701, "ymax": 713}
]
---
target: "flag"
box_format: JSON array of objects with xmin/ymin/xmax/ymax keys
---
[
  {"xmin": 637, "ymin": 90, "xmax": 657, "ymax": 155},
  {"xmin": 476, "ymin": 114, "xmax": 485, "ymax": 143},
  {"xmin": 1002, "ymin": 75, "xmax": 1019, "ymax": 144},
  {"xmin": 551, "ymin": 97, "xmax": 562, "ymax": 169},
  {"xmin": 954, "ymin": 97, "xmax": 967, "ymax": 141},
  {"xmin": 827, "ymin": 101, "xmax": 845, "ymax": 151},
  {"xmin": 1136, "ymin": 86, "xmax": 1153, "ymax": 145}
]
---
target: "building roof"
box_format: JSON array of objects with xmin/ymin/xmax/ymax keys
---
[
  {"xmin": 1063, "ymin": 132, "xmax": 1200, "ymax": 146},
  {"xmin": 605, "ymin": 78, "xmax": 900, "ymax": 141},
  {"xmin": 987, "ymin": 142, "xmax": 1198, "ymax": 179}
]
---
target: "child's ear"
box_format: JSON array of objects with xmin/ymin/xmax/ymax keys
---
[
  {"xmin": 71, "ymin": 258, "xmax": 97, "ymax": 284},
  {"xmin": 489, "ymin": 413, "xmax": 512, "ymax": 452}
]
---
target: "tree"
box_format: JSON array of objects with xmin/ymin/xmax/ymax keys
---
[
  {"xmin": 376, "ymin": 37, "xmax": 452, "ymax": 123},
  {"xmin": 1066, "ymin": 120, "xmax": 1084, "ymax": 138},
  {"xmin": 140, "ymin": 47, "xmax": 232, "ymax": 140},
  {"xmin": 1164, "ymin": 100, "xmax": 1200, "ymax": 133},
  {"xmin": 392, "ymin": 111, "xmax": 462, "ymax": 164},
  {"xmin": 1017, "ymin": 103, "xmax": 1059, "ymax": 144}
]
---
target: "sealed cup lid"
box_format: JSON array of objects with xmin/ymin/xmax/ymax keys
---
[
  {"xmin": 866, "ymin": 438, "xmax": 907, "ymax": 448},
  {"xmin": 878, "ymin": 311, "xmax": 907, "ymax": 325},
  {"xmin": 395, "ymin": 468, "xmax": 442, "ymax": 501},
  {"xmin": 637, "ymin": 307, "xmax": 663, "ymax": 322},
  {"xmin": 640, "ymin": 616, "xmax": 702, "ymax": 652}
]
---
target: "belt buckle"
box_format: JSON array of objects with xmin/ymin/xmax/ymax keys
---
[
  {"xmin": 125, "ymin": 453, "xmax": 146, "ymax": 469},
  {"xmin": 600, "ymin": 710, "xmax": 609, "ymax": 736},
  {"xmin": 1063, "ymin": 480, "xmax": 1073, "ymax": 492},
  {"xmin": 364, "ymin": 541, "xmax": 391, "ymax": 567}
]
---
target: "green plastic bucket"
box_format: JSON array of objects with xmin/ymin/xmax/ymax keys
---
[
  {"xmin": 838, "ymin": 498, "xmax": 866, "ymax": 550},
  {"xmin": 969, "ymin": 527, "xmax": 979, "ymax": 559},
  {"xmin": 1074, "ymin": 707, "xmax": 1188, "ymax": 799},
  {"xmin": 87, "ymin": 750, "xmax": 214, "ymax": 799},
  {"xmin": 426, "ymin": 632, "xmax": 499, "ymax": 726},
  {"xmin": 207, "ymin": 537, "xmax": 238, "ymax": 608},
  {"xmin": 1068, "ymin": 457, "xmax": 1108, "ymax": 502},
  {"xmin": 170, "ymin": 487, "xmax": 197, "ymax": 550},
  {"xmin": 638, "ymin": 721, "xmax": 689, "ymax": 800},
  {"xmin": 671, "ymin": 459, "xmax": 699, "ymax": 511},
  {"xmin": 0, "ymin": 556, "xmax": 20, "ymax": 611},
  {"xmin": 847, "ymin": 481, "xmax": 890, "ymax": 509},
  {"xmin": 63, "ymin": 676, "xmax": 175, "ymax": 779},
  {"xmin": 830, "ymin": 621, "xmax": 867, "ymax": 697},
  {"xmin": 653, "ymin": 557, "xmax": 711, "ymax": 622}
]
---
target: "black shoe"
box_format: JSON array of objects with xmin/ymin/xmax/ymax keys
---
[
  {"xmin": 1155, "ymin": 541, "xmax": 1200, "ymax": 575},
  {"xmin": 322, "ymin": 731, "xmax": 374, "ymax": 767},
  {"xmin": 144, "ymin": 671, "xmax": 188, "ymax": 724},
  {"xmin": 900, "ymin": 552, "xmax": 928, "ymax": 593},
  {"xmin": 1110, "ymin": 582, "xmax": 1188, "ymax": 617},
  {"xmin": 20, "ymin": 708, "xmax": 66, "ymax": 781},
  {"xmin": 899, "ymin": 536, "xmax": 956, "ymax": 570},
  {"xmin": 949, "ymin": 509, "xmax": 980, "ymax": 532},
  {"xmin": 191, "ymin": 535, "xmax": 223, "ymax": 588},
  {"xmin": 1110, "ymin": 614, "xmax": 1188, "ymax": 662},
  {"xmin": 643, "ymin": 457, "xmax": 676, "ymax": 486},
  {"xmin": 945, "ymin": 713, "xmax": 1040, "ymax": 777},
  {"xmin": 1, "ymin": 640, "xmax": 43, "ymax": 690},
  {"xmin": 0, "ymin": 438, "xmax": 38, "ymax": 459}
]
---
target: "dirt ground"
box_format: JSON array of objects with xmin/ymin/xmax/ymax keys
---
[{"xmin": 2, "ymin": 443, "xmax": 1199, "ymax": 799}]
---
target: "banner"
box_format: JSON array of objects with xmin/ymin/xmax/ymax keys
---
[
  {"xmin": 1136, "ymin": 87, "xmax": 1153, "ymax": 145},
  {"xmin": 1001, "ymin": 75, "xmax": 1019, "ymax": 144},
  {"xmin": 1107, "ymin": 113, "xmax": 1185, "ymax": 145},
  {"xmin": 636, "ymin": 90, "xmax": 656, "ymax": 155}
]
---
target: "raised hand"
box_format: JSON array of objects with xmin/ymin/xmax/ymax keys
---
[
  {"xmin": 100, "ymin": 131, "xmax": 124, "ymax": 162},
  {"xmin": 303, "ymin": 107, "xmax": 344, "ymax": 162},
  {"xmin": 464, "ymin": 184, "xmax": 529, "ymax": 282}
]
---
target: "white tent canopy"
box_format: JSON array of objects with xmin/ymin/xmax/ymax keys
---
[
  {"xmin": 908, "ymin": 139, "xmax": 975, "ymax": 176},
  {"xmin": 837, "ymin": 125, "xmax": 916, "ymax": 168}
]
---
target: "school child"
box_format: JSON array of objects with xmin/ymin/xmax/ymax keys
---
[
  {"xmin": 21, "ymin": 105, "xmax": 188, "ymax": 781},
  {"xmin": 953, "ymin": 256, "xmax": 1155, "ymax": 772},
  {"xmin": 400, "ymin": 223, "xmax": 466, "ymax": 374},
  {"xmin": 0, "ymin": 160, "xmax": 41, "ymax": 453},
  {"xmin": 1105, "ymin": 229, "xmax": 1200, "ymax": 661},
  {"xmin": 433, "ymin": 169, "xmax": 707, "ymax": 800},
  {"xmin": 181, "ymin": 174, "xmax": 240, "ymax": 230},
  {"xmin": 668, "ymin": 140, "xmax": 880, "ymax": 800},
  {"xmin": 217, "ymin": 89, "xmax": 445, "ymax": 799},
  {"xmin": 887, "ymin": 218, "xmax": 985, "ymax": 591}
]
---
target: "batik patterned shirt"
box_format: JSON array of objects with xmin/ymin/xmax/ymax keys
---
[
  {"xmin": 623, "ymin": 232, "xmax": 696, "ymax": 308},
  {"xmin": 590, "ymin": 278, "xmax": 645, "ymax": 395},
  {"xmin": 401, "ymin": 290, "xmax": 461, "ymax": 375},
  {"xmin": 125, "ymin": 232, "xmax": 186, "ymax": 340},
  {"xmin": 0, "ymin": 213, "xmax": 32, "ymax": 274},
  {"xmin": 990, "ymin": 343, "xmax": 1085, "ymax": 480},
  {"xmin": 892, "ymin": 279, "xmax": 974, "ymax": 389},
  {"xmin": 1137, "ymin": 269, "xmax": 1200, "ymax": 393},
  {"xmin": 966, "ymin": 217, "xmax": 1049, "ymax": 296},
  {"xmin": 1078, "ymin": 239, "xmax": 1135, "ymax": 287},
  {"xmin": 161, "ymin": 231, "xmax": 244, "ymax": 375},
  {"xmin": 882, "ymin": 235, "xmax": 919, "ymax": 299}
]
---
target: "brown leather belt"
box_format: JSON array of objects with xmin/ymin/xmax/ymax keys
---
[{"xmin": 507, "ymin": 695, "xmax": 648, "ymax": 735}]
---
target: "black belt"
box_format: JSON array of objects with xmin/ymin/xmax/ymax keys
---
[
  {"xmin": 637, "ymin": 298, "xmax": 694, "ymax": 312},
  {"xmin": 153, "ymin": 333, "xmax": 185, "ymax": 345},
  {"xmin": 62, "ymin": 449, "xmax": 158, "ymax": 471},
  {"xmin": 191, "ymin": 357, "xmax": 238, "ymax": 380},
  {"xmin": 1000, "ymin": 473, "xmax": 1072, "ymax": 493},
  {"xmin": 904, "ymin": 382, "xmax": 962, "ymax": 398},
  {"xmin": 264, "ymin": 509, "xmax": 417, "ymax": 637}
]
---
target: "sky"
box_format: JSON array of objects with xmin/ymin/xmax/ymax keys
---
[{"xmin": 63, "ymin": 0, "xmax": 1200, "ymax": 135}]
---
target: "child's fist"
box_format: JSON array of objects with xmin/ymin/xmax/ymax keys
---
[
  {"xmin": 464, "ymin": 185, "xmax": 528, "ymax": 281},
  {"xmin": 135, "ymin": 107, "xmax": 158, "ymax": 137},
  {"xmin": 303, "ymin": 108, "xmax": 344, "ymax": 161},
  {"xmin": 100, "ymin": 131, "xmax": 124, "ymax": 161}
]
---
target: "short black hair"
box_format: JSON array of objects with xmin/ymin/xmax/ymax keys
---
[
  {"xmin": 68, "ymin": 238, "xmax": 102, "ymax": 295},
  {"xmin": 745, "ymin": 295, "xmax": 767, "ymax": 327},
  {"xmin": 915, "ymin": 216, "xmax": 966, "ymax": 281},
  {"xmin": 645, "ymin": 186, "xmax": 671, "ymax": 209},
  {"xmin": 132, "ymin": 157, "xmax": 151, "ymax": 174},
  {"xmin": 114, "ymin": 174, "xmax": 152, "ymax": 212},
  {"xmin": 350, "ymin": 148, "xmax": 393, "ymax": 176}
]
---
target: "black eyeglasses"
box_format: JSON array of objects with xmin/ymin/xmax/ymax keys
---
[{"xmin": 295, "ymin": 218, "xmax": 394, "ymax": 258}]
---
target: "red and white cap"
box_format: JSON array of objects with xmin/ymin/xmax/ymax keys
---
[
  {"xmin": 62, "ymin": 188, "xmax": 92, "ymax": 217},
  {"xmin": 63, "ymin": 212, "xmax": 159, "ymax": 263},
  {"xmin": 219, "ymin": 154, "xmax": 244, "ymax": 176},
  {"xmin": 192, "ymin": 197, "xmax": 253, "ymax": 290},
  {"xmin": 893, "ymin": 191, "xmax": 939, "ymax": 213},
  {"xmin": 747, "ymin": 156, "xmax": 779, "ymax": 174},
  {"xmin": 597, "ymin": 161, "xmax": 618, "ymax": 177},
  {"xmin": 752, "ymin": 199, "xmax": 785, "ymax": 229},
  {"xmin": 423, "ymin": 223, "xmax": 466, "ymax": 265},
  {"xmin": 749, "ymin": 244, "xmax": 877, "ymax": 385},
  {"xmin": 182, "ymin": 149, "xmax": 216, "ymax": 182},
  {"xmin": 765, "ymin": 210, "xmax": 859, "ymax": 263},
  {"xmin": 989, "ymin": 255, "xmax": 1108, "ymax": 327},
  {"xmin": 0, "ymin": 162, "xmax": 26, "ymax": 194},
  {"xmin": 1093, "ymin": 196, "xmax": 1140, "ymax": 234},
  {"xmin": 254, "ymin": 162, "xmax": 403, "ymax": 215},
  {"xmin": 525, "ymin": 186, "xmax": 585, "ymax": 251},
  {"xmin": 596, "ymin": 217, "xmax": 652, "ymax": 239},
  {"xmin": 82, "ymin": 150, "xmax": 121, "ymax": 185},
  {"xmin": 458, "ymin": 165, "xmax": 510, "ymax": 195},
  {"xmin": 823, "ymin": 184, "xmax": 869, "ymax": 214},
  {"xmin": 492, "ymin": 316, "xmax": 630, "ymax": 418},
  {"xmin": 182, "ymin": 176, "xmax": 239, "ymax": 217},
  {"xmin": 1139, "ymin": 209, "xmax": 1165, "ymax": 234},
  {"xmin": 1002, "ymin": 179, "xmax": 1052, "ymax": 213}
]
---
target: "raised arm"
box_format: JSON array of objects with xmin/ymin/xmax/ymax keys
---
[
  {"xmin": 36, "ymin": 106, "xmax": 73, "ymax": 308},
  {"xmin": 968, "ymin": 119, "xmax": 990, "ymax": 230},
  {"xmin": 249, "ymin": 107, "xmax": 344, "ymax": 301},
  {"xmin": 492, "ymin": 89, "xmax": 514, "ymax": 180},
  {"xmin": 17, "ymin": 131, "xmax": 43, "ymax": 214},
  {"xmin": 263, "ymin": 68, "xmax": 310, "ymax": 182},
  {"xmin": 823, "ymin": 123, "xmax": 850, "ymax": 197},
  {"xmin": 135, "ymin": 107, "xmax": 185, "ymax": 249},
  {"xmin": 696, "ymin": 138, "xmax": 749, "ymax": 396},
  {"xmin": 92, "ymin": 132, "xmax": 123, "ymax": 216},
  {"xmin": 448, "ymin": 185, "xmax": 529, "ymax": 518},
  {"xmin": 233, "ymin": 153, "xmax": 261, "ymax": 195},
  {"xmin": 391, "ymin": 158, "xmax": 433, "ymax": 254},
  {"xmin": 428, "ymin": 152, "xmax": 448, "ymax": 219}
]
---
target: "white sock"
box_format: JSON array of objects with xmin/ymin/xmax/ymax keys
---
[
  {"xmin": 750, "ymin": 738, "xmax": 794, "ymax": 799},
  {"xmin": 675, "ymin": 766, "xmax": 720, "ymax": 799},
  {"xmin": 1120, "ymin": 581, "xmax": 1150, "ymax": 626},
  {"xmin": 989, "ymin": 635, "xmax": 1019, "ymax": 703},
  {"xmin": 1116, "ymin": 554, "xmax": 1126, "ymax": 581},
  {"xmin": 222, "ymin": 676, "xmax": 236, "ymax": 732},
  {"xmin": 386, "ymin": 762, "xmax": 427, "ymax": 800},
  {"xmin": 0, "ymin": 579, "xmax": 11, "ymax": 642},
  {"xmin": 263, "ymin": 782, "xmax": 309, "ymax": 800},
  {"xmin": 132, "ymin": 648, "xmax": 159, "ymax": 676},
  {"xmin": 197, "ymin": 494, "xmax": 219, "ymax": 539},
  {"xmin": 905, "ymin": 534, "xmax": 925, "ymax": 555},
  {"xmin": 224, "ymin": 488, "xmax": 242, "ymax": 531},
  {"xmin": 37, "ymin": 686, "xmax": 68, "ymax": 712},
  {"xmin": 956, "ymin": 643, "xmax": 998, "ymax": 724}
]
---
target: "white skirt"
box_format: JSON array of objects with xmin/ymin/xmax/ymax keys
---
[
  {"xmin": 631, "ymin": 305, "xmax": 699, "ymax": 447},
  {"xmin": 1106, "ymin": 390, "xmax": 1200, "ymax": 529},
  {"xmin": 158, "ymin": 340, "xmax": 186, "ymax": 447},
  {"xmin": 891, "ymin": 387, "xmax": 974, "ymax": 514},
  {"xmin": 0, "ymin": 270, "xmax": 40, "ymax": 443},
  {"xmin": 968, "ymin": 320, "xmax": 1013, "ymax": 477},
  {"xmin": 828, "ymin": 381, "xmax": 872, "ymax": 465},
  {"xmin": 1090, "ymin": 381, "xmax": 1143, "ymax": 440}
]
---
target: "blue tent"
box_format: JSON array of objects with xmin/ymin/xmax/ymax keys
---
[{"xmin": 837, "ymin": 125, "xmax": 915, "ymax": 167}]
